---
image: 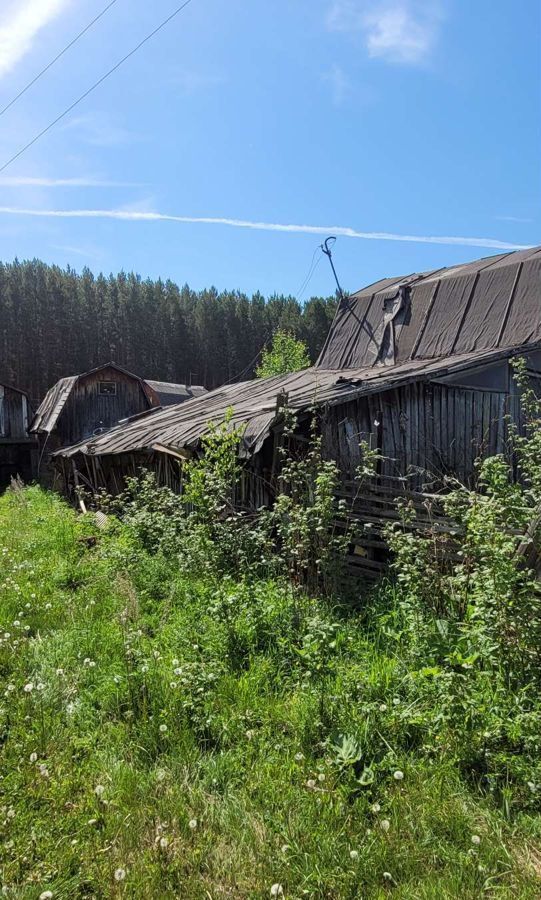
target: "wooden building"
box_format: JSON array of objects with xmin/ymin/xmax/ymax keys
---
[
  {"xmin": 0, "ymin": 383, "xmax": 37, "ymax": 488},
  {"xmin": 52, "ymin": 246, "xmax": 541, "ymax": 573},
  {"xmin": 30, "ymin": 362, "xmax": 206, "ymax": 465}
]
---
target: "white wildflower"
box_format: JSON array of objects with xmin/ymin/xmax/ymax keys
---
[{"xmin": 114, "ymin": 868, "xmax": 126, "ymax": 881}]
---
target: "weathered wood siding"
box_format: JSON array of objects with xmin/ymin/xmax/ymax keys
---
[
  {"xmin": 55, "ymin": 367, "xmax": 150, "ymax": 446},
  {"xmin": 322, "ymin": 378, "xmax": 522, "ymax": 490},
  {"xmin": 0, "ymin": 385, "xmax": 29, "ymax": 439}
]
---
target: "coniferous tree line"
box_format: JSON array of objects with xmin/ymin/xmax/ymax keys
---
[{"xmin": 0, "ymin": 259, "xmax": 337, "ymax": 403}]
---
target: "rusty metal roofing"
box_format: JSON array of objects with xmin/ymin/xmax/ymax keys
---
[
  {"xmin": 317, "ymin": 246, "xmax": 541, "ymax": 369},
  {"xmin": 54, "ymin": 344, "xmax": 533, "ymax": 461}
]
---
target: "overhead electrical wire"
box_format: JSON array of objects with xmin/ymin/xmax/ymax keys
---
[
  {"xmin": 0, "ymin": 0, "xmax": 195, "ymax": 174},
  {"xmin": 0, "ymin": 0, "xmax": 120, "ymax": 118}
]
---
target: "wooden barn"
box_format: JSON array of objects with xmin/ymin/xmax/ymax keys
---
[
  {"xmin": 0, "ymin": 382, "xmax": 37, "ymax": 488},
  {"xmin": 52, "ymin": 246, "xmax": 541, "ymax": 572},
  {"xmin": 29, "ymin": 362, "xmax": 206, "ymax": 464}
]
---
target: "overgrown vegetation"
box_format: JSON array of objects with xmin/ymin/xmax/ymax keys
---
[{"xmin": 2, "ymin": 368, "xmax": 541, "ymax": 896}]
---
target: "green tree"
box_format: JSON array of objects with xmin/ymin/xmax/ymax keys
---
[{"xmin": 256, "ymin": 330, "xmax": 310, "ymax": 379}]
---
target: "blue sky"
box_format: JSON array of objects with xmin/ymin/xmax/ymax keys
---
[{"xmin": 0, "ymin": 0, "xmax": 539, "ymax": 298}]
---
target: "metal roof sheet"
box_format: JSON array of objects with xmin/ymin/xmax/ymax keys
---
[{"xmin": 317, "ymin": 246, "xmax": 541, "ymax": 369}]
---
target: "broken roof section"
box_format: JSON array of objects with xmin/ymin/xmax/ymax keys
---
[
  {"xmin": 54, "ymin": 344, "xmax": 534, "ymax": 461},
  {"xmin": 317, "ymin": 246, "xmax": 541, "ymax": 369}
]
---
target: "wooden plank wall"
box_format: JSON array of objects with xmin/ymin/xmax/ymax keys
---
[
  {"xmin": 58, "ymin": 368, "xmax": 150, "ymax": 446},
  {"xmin": 322, "ymin": 381, "xmax": 516, "ymax": 490}
]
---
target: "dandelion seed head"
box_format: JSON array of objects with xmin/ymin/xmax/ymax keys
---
[
  {"xmin": 371, "ymin": 803, "xmax": 381, "ymax": 813},
  {"xmin": 23, "ymin": 683, "xmax": 33, "ymax": 693},
  {"xmin": 306, "ymin": 779, "xmax": 316, "ymax": 790},
  {"xmin": 114, "ymin": 868, "xmax": 126, "ymax": 882},
  {"xmin": 159, "ymin": 837, "xmax": 168, "ymax": 849},
  {"xmin": 471, "ymin": 834, "xmax": 481, "ymax": 845},
  {"xmin": 94, "ymin": 784, "xmax": 105, "ymax": 797},
  {"xmin": 188, "ymin": 818, "xmax": 197, "ymax": 830},
  {"xmin": 393, "ymin": 770, "xmax": 404, "ymax": 781},
  {"xmin": 349, "ymin": 849, "xmax": 359, "ymax": 860},
  {"xmin": 30, "ymin": 752, "xmax": 38, "ymax": 763},
  {"xmin": 270, "ymin": 885, "xmax": 283, "ymax": 897},
  {"xmin": 39, "ymin": 891, "xmax": 53, "ymax": 899},
  {"xmin": 380, "ymin": 819, "xmax": 390, "ymax": 832},
  {"xmin": 159, "ymin": 724, "xmax": 168, "ymax": 733},
  {"xmin": 294, "ymin": 752, "xmax": 304, "ymax": 762}
]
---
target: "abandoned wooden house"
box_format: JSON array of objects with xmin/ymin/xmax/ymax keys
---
[
  {"xmin": 0, "ymin": 382, "xmax": 37, "ymax": 488},
  {"xmin": 53, "ymin": 246, "xmax": 541, "ymax": 574},
  {"xmin": 29, "ymin": 362, "xmax": 207, "ymax": 462}
]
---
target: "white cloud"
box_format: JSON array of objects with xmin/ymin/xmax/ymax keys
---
[
  {"xmin": 0, "ymin": 176, "xmax": 140, "ymax": 187},
  {"xmin": 0, "ymin": 0, "xmax": 71, "ymax": 77},
  {"xmin": 0, "ymin": 205, "xmax": 531, "ymax": 251},
  {"xmin": 322, "ymin": 64, "xmax": 351, "ymax": 106},
  {"xmin": 327, "ymin": 1, "xmax": 444, "ymax": 65},
  {"xmin": 495, "ymin": 215, "xmax": 534, "ymax": 224}
]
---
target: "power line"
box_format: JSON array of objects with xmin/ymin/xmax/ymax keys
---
[
  {"xmin": 0, "ymin": 0, "xmax": 120, "ymax": 119},
  {"xmin": 296, "ymin": 244, "xmax": 324, "ymax": 302},
  {"xmin": 0, "ymin": 0, "xmax": 195, "ymax": 174}
]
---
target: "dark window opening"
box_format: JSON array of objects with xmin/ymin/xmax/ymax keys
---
[{"xmin": 99, "ymin": 381, "xmax": 117, "ymax": 396}]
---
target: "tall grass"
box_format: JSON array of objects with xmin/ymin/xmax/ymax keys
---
[{"xmin": 0, "ymin": 486, "xmax": 540, "ymax": 898}]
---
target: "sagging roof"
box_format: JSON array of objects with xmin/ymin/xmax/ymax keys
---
[
  {"xmin": 145, "ymin": 381, "xmax": 207, "ymax": 407},
  {"xmin": 54, "ymin": 344, "xmax": 532, "ymax": 461},
  {"xmin": 317, "ymin": 245, "xmax": 541, "ymax": 369}
]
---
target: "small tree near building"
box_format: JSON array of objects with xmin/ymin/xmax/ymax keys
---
[{"xmin": 256, "ymin": 330, "xmax": 311, "ymax": 378}]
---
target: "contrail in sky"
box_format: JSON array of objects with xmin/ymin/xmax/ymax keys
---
[{"xmin": 0, "ymin": 205, "xmax": 532, "ymax": 251}]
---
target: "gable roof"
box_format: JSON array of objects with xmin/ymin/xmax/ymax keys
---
[
  {"xmin": 317, "ymin": 246, "xmax": 541, "ymax": 369},
  {"xmin": 29, "ymin": 363, "xmax": 152, "ymax": 434},
  {"xmin": 145, "ymin": 380, "xmax": 207, "ymax": 407}
]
